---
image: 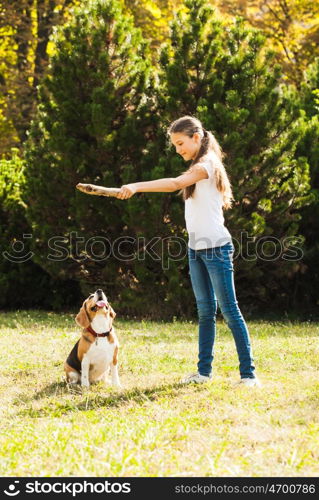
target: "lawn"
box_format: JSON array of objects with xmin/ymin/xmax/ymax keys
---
[{"xmin": 0, "ymin": 311, "xmax": 318, "ymax": 477}]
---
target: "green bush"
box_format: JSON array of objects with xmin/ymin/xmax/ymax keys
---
[
  {"xmin": 24, "ymin": 0, "xmax": 164, "ymax": 314},
  {"xmin": 0, "ymin": 150, "xmax": 81, "ymax": 309},
  {"xmin": 293, "ymin": 58, "xmax": 319, "ymax": 313}
]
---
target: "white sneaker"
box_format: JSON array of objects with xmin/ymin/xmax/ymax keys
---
[
  {"xmin": 238, "ymin": 377, "xmax": 261, "ymax": 387},
  {"xmin": 181, "ymin": 372, "xmax": 212, "ymax": 384}
]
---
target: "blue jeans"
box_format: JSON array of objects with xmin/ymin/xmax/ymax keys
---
[{"xmin": 188, "ymin": 242, "xmax": 255, "ymax": 379}]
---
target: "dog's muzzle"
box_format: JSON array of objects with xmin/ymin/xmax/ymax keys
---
[{"xmin": 95, "ymin": 289, "xmax": 107, "ymax": 308}]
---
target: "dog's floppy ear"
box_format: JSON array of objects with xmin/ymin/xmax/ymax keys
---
[
  {"xmin": 75, "ymin": 299, "xmax": 90, "ymax": 328},
  {"xmin": 109, "ymin": 304, "xmax": 116, "ymax": 319}
]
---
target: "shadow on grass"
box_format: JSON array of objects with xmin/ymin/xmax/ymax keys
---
[{"xmin": 17, "ymin": 380, "xmax": 200, "ymax": 418}]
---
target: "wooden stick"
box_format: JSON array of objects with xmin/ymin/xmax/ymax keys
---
[{"xmin": 76, "ymin": 183, "xmax": 120, "ymax": 197}]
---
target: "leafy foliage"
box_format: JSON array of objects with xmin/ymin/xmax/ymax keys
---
[
  {"xmin": 22, "ymin": 0, "xmax": 314, "ymax": 316},
  {"xmin": 293, "ymin": 58, "xmax": 319, "ymax": 309},
  {"xmin": 1, "ymin": 0, "xmax": 318, "ymax": 314},
  {"xmin": 24, "ymin": 0, "xmax": 163, "ymax": 313},
  {"xmin": 0, "ymin": 150, "xmax": 80, "ymax": 309},
  {"xmin": 0, "ymin": 0, "xmax": 77, "ymax": 154},
  {"xmin": 216, "ymin": 0, "xmax": 319, "ymax": 85}
]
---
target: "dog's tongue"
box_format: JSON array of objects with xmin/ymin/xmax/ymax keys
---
[{"xmin": 96, "ymin": 300, "xmax": 107, "ymax": 308}]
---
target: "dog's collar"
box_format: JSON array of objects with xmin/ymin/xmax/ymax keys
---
[{"xmin": 86, "ymin": 325, "xmax": 112, "ymax": 338}]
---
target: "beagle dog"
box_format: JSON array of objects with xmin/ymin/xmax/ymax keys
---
[{"xmin": 64, "ymin": 289, "xmax": 121, "ymax": 388}]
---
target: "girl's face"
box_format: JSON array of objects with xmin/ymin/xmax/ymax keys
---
[{"xmin": 170, "ymin": 132, "xmax": 201, "ymax": 161}]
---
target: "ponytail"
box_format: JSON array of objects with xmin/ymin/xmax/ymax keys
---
[{"xmin": 205, "ymin": 131, "xmax": 233, "ymax": 210}]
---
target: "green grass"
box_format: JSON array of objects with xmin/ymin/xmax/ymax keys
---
[{"xmin": 0, "ymin": 310, "xmax": 318, "ymax": 477}]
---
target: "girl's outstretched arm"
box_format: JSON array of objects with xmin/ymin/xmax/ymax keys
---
[{"xmin": 116, "ymin": 164, "xmax": 208, "ymax": 200}]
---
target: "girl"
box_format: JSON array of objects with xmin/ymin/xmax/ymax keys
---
[{"xmin": 116, "ymin": 115, "xmax": 259, "ymax": 386}]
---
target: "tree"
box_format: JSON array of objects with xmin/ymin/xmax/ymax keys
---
[
  {"xmin": 0, "ymin": 0, "xmax": 76, "ymax": 154},
  {"xmin": 24, "ymin": 0, "xmax": 162, "ymax": 312},
  {"xmin": 157, "ymin": 0, "xmax": 312, "ymax": 312},
  {"xmin": 123, "ymin": 0, "xmax": 184, "ymax": 54},
  {"xmin": 293, "ymin": 58, "xmax": 319, "ymax": 312},
  {"xmin": 216, "ymin": 0, "xmax": 319, "ymax": 85}
]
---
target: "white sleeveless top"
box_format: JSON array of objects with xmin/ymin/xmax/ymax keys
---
[{"xmin": 185, "ymin": 150, "xmax": 232, "ymax": 250}]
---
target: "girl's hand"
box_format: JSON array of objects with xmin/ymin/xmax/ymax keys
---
[{"xmin": 117, "ymin": 184, "xmax": 137, "ymax": 200}]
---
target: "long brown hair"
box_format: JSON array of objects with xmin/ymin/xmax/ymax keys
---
[{"xmin": 168, "ymin": 116, "xmax": 233, "ymax": 209}]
